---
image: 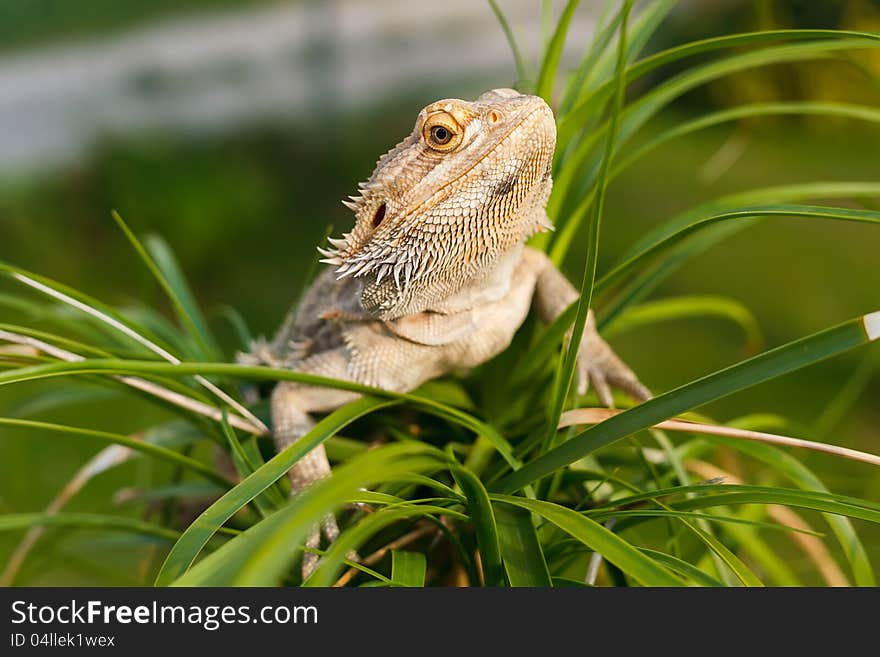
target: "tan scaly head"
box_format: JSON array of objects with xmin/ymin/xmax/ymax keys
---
[{"xmin": 318, "ymin": 88, "xmax": 557, "ymax": 319}]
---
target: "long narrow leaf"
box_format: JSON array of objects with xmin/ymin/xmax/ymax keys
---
[
  {"xmin": 110, "ymin": 211, "xmax": 217, "ymax": 360},
  {"xmin": 391, "ymin": 550, "xmax": 427, "ymax": 587},
  {"xmin": 155, "ymin": 396, "xmax": 397, "ymax": 585},
  {"xmin": 488, "ymin": 0, "xmax": 533, "ymax": 86},
  {"xmin": 494, "ymin": 495, "xmax": 683, "ymax": 586},
  {"xmin": 0, "ymin": 417, "xmax": 230, "ymax": 488},
  {"xmin": 145, "ymin": 233, "xmax": 222, "ymax": 359},
  {"xmin": 600, "ymin": 183, "xmax": 880, "ymax": 327},
  {"xmin": 497, "ymin": 311, "xmax": 880, "ymax": 493},
  {"xmin": 535, "ymin": 0, "xmax": 581, "ymax": 103},
  {"xmin": 0, "ymin": 513, "xmax": 180, "ymax": 543},
  {"xmin": 0, "ymin": 358, "xmax": 522, "ymax": 471},
  {"xmin": 450, "ymin": 464, "xmax": 503, "ymax": 586},
  {"xmin": 493, "ymin": 502, "xmax": 553, "ymax": 586},
  {"xmin": 171, "ymin": 443, "xmax": 445, "ymax": 586},
  {"xmin": 604, "ymin": 295, "xmax": 763, "ymax": 351},
  {"xmin": 598, "ymin": 205, "xmax": 880, "ymax": 294},
  {"xmin": 545, "ymin": 1, "xmax": 632, "ymax": 451}
]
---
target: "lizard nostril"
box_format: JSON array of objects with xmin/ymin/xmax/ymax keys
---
[{"xmin": 372, "ymin": 202, "xmax": 387, "ymax": 228}]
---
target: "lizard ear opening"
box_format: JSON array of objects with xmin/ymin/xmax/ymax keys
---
[{"xmin": 372, "ymin": 202, "xmax": 387, "ymax": 228}]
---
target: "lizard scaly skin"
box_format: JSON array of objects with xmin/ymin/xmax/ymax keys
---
[{"xmin": 241, "ymin": 88, "xmax": 650, "ymax": 577}]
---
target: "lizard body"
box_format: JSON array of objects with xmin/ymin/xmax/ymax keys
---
[{"xmin": 241, "ymin": 88, "xmax": 649, "ymax": 576}]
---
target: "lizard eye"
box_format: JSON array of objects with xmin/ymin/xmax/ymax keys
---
[
  {"xmin": 431, "ymin": 126, "xmax": 452, "ymax": 144},
  {"xmin": 423, "ymin": 113, "xmax": 463, "ymax": 152}
]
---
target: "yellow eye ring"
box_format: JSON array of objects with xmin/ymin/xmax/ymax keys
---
[{"xmin": 423, "ymin": 114, "xmax": 462, "ymax": 151}]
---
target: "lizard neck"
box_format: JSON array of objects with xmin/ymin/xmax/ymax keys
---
[{"xmin": 424, "ymin": 243, "xmax": 524, "ymax": 315}]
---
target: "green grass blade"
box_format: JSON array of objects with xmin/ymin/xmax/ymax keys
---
[
  {"xmin": 674, "ymin": 517, "xmax": 763, "ymax": 587},
  {"xmin": 488, "ymin": 0, "xmax": 532, "ymax": 87},
  {"xmin": 620, "ymin": 183, "xmax": 880, "ymax": 263},
  {"xmin": 597, "ymin": 205, "xmax": 880, "ymax": 294},
  {"xmin": 814, "ymin": 351, "xmax": 878, "ymax": 438},
  {"xmin": 494, "ymin": 495, "xmax": 683, "ymax": 586},
  {"xmin": 535, "ymin": 0, "xmax": 580, "ymax": 103},
  {"xmin": 171, "ymin": 443, "xmax": 445, "ymax": 586},
  {"xmin": 697, "ymin": 421, "xmax": 875, "ymax": 585},
  {"xmin": 216, "ymin": 305, "xmax": 254, "ymax": 351},
  {"xmin": 557, "ymin": 30, "xmax": 880, "ymax": 140},
  {"xmin": 550, "ymin": 37, "xmax": 880, "ymax": 259},
  {"xmin": 8, "ymin": 385, "xmax": 119, "ymax": 418},
  {"xmin": 145, "ymin": 233, "xmax": 222, "ymax": 359},
  {"xmin": 0, "ymin": 512, "xmax": 180, "ymax": 543},
  {"xmin": 219, "ymin": 414, "xmax": 284, "ymax": 515},
  {"xmin": 545, "ymin": 1, "xmax": 631, "ymax": 451},
  {"xmin": 0, "ymin": 417, "xmax": 231, "ymax": 488},
  {"xmin": 710, "ymin": 508, "xmax": 802, "ymax": 586},
  {"xmin": 669, "ymin": 490, "xmax": 880, "ymax": 524},
  {"xmin": 493, "ymin": 502, "xmax": 553, "ymax": 586},
  {"xmin": 0, "ymin": 262, "xmax": 177, "ymax": 357},
  {"xmin": 304, "ymin": 507, "xmax": 455, "ymax": 587},
  {"xmin": 556, "ymin": 0, "xmax": 677, "ymax": 127},
  {"xmin": 639, "ymin": 548, "xmax": 724, "ymax": 587},
  {"xmin": 612, "ymin": 102, "xmax": 880, "ymax": 179},
  {"xmin": 594, "ymin": 482, "xmax": 880, "ymax": 513},
  {"xmin": 558, "ymin": 0, "xmax": 624, "ymax": 112},
  {"xmin": 240, "ymin": 435, "xmax": 287, "ymax": 509},
  {"xmin": 599, "ymin": 183, "xmax": 880, "ymax": 327},
  {"xmin": 497, "ymin": 312, "xmax": 880, "ymax": 493},
  {"xmin": 155, "ymin": 396, "xmax": 397, "ymax": 585},
  {"xmin": 0, "ymin": 323, "xmax": 115, "ymax": 358},
  {"xmin": 450, "ymin": 464, "xmax": 503, "ymax": 586},
  {"xmin": 391, "ymin": 550, "xmax": 427, "ymax": 587},
  {"xmin": 604, "ymin": 295, "xmax": 763, "ymax": 352},
  {"xmin": 0, "ymin": 358, "xmax": 523, "ymax": 472},
  {"xmin": 220, "ymin": 412, "xmax": 257, "ymax": 478},
  {"xmin": 111, "ymin": 210, "xmax": 216, "ymax": 358},
  {"xmin": 597, "ymin": 509, "xmax": 823, "ymax": 536},
  {"xmin": 578, "ymin": 0, "xmax": 678, "ymax": 97},
  {"xmin": 1, "ymin": 258, "xmax": 262, "ymax": 432}
]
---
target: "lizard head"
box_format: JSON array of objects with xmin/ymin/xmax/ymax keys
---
[{"xmin": 318, "ymin": 88, "xmax": 556, "ymax": 319}]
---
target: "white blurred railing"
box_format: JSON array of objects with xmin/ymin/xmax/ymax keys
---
[{"xmin": 0, "ymin": 0, "xmax": 601, "ymax": 174}]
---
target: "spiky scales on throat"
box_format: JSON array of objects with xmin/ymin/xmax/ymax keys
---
[{"xmin": 317, "ymin": 88, "xmax": 557, "ymax": 320}]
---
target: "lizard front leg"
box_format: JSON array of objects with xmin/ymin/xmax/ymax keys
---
[
  {"xmin": 270, "ymin": 349, "xmax": 360, "ymax": 578},
  {"xmin": 525, "ymin": 247, "xmax": 651, "ymax": 406}
]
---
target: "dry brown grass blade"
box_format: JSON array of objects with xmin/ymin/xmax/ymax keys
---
[
  {"xmin": 0, "ymin": 329, "xmax": 265, "ymax": 435},
  {"xmin": 0, "ymin": 329, "xmax": 264, "ymax": 583},
  {"xmin": 333, "ymin": 523, "xmax": 436, "ymax": 587},
  {"xmin": 685, "ymin": 459, "xmax": 849, "ymax": 587},
  {"xmin": 559, "ymin": 407, "xmax": 880, "ymax": 467},
  {"xmin": 10, "ymin": 273, "xmax": 268, "ymax": 434},
  {"xmin": 0, "ymin": 444, "xmax": 133, "ymax": 586}
]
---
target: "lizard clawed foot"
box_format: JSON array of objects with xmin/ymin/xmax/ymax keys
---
[
  {"xmin": 301, "ymin": 513, "xmax": 361, "ymax": 580},
  {"xmin": 288, "ymin": 446, "xmax": 361, "ymax": 580},
  {"xmin": 577, "ymin": 317, "xmax": 651, "ymax": 407},
  {"xmin": 272, "ymin": 382, "xmax": 363, "ymax": 580}
]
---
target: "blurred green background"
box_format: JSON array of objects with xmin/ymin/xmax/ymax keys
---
[{"xmin": 1, "ymin": 0, "xmax": 878, "ymax": 585}]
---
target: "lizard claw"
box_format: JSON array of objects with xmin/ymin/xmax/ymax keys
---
[
  {"xmin": 581, "ymin": 364, "xmax": 615, "ymax": 407},
  {"xmin": 301, "ymin": 513, "xmax": 361, "ymax": 580},
  {"xmin": 577, "ymin": 317, "xmax": 651, "ymax": 407}
]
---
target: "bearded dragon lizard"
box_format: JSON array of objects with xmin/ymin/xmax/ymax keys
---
[{"xmin": 241, "ymin": 88, "xmax": 650, "ymax": 577}]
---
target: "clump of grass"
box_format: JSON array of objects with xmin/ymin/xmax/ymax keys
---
[{"xmin": 1, "ymin": 1, "xmax": 880, "ymax": 587}]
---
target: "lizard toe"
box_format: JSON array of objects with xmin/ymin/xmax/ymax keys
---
[{"xmin": 590, "ymin": 367, "xmax": 615, "ymax": 408}]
